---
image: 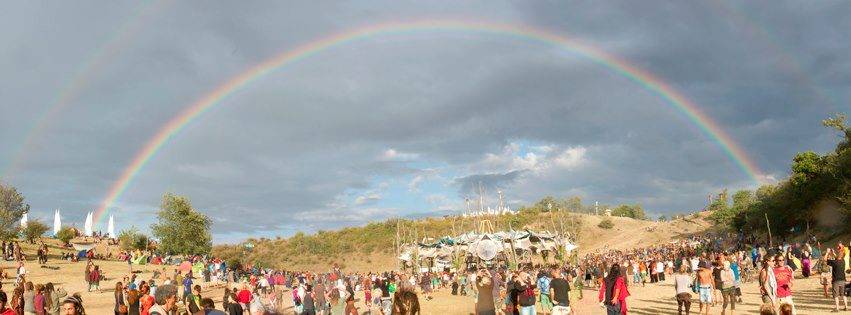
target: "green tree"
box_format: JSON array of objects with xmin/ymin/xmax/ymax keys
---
[
  {"xmin": 0, "ymin": 183, "xmax": 29, "ymax": 241},
  {"xmin": 658, "ymin": 215, "xmax": 667, "ymax": 222},
  {"xmin": 151, "ymin": 193, "xmax": 212, "ymax": 255},
  {"xmin": 56, "ymin": 226, "xmax": 76, "ymax": 245},
  {"xmin": 119, "ymin": 227, "xmax": 151, "ymax": 251},
  {"xmin": 22, "ymin": 220, "xmax": 49, "ymax": 243},
  {"xmin": 611, "ymin": 204, "xmax": 646, "ymax": 220}
]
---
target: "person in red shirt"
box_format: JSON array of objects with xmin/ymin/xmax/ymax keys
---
[
  {"xmin": 237, "ymin": 284, "xmax": 252, "ymax": 311},
  {"xmin": 772, "ymin": 254, "xmax": 795, "ymax": 314},
  {"xmin": 0, "ymin": 291, "xmax": 15, "ymax": 315}
]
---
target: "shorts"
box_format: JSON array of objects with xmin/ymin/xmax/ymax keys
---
[
  {"xmin": 540, "ymin": 294, "xmax": 553, "ymax": 310},
  {"xmin": 698, "ymin": 285, "xmax": 712, "ymax": 303},
  {"xmin": 833, "ymin": 281, "xmax": 846, "ymax": 298}
]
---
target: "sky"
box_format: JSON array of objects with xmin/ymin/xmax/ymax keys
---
[{"xmin": 1, "ymin": 1, "xmax": 849, "ymax": 243}]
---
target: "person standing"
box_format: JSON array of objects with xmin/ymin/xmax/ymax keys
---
[
  {"xmin": 825, "ymin": 248, "xmax": 848, "ymax": 312},
  {"xmin": 148, "ymin": 284, "xmax": 177, "ymax": 315},
  {"xmin": 0, "ymin": 291, "xmax": 15, "ymax": 315},
  {"xmin": 537, "ymin": 271, "xmax": 552, "ymax": 315},
  {"xmin": 673, "ymin": 265, "xmax": 692, "ymax": 315},
  {"xmin": 772, "ymin": 255, "xmax": 795, "ymax": 315},
  {"xmin": 549, "ymin": 269, "xmax": 571, "ymax": 315},
  {"xmin": 116, "ymin": 282, "xmax": 128, "ymax": 315},
  {"xmin": 24, "ymin": 282, "xmax": 36, "ymax": 315},
  {"xmin": 516, "ymin": 273, "xmax": 536, "ymax": 315},
  {"xmin": 696, "ymin": 262, "xmax": 715, "ymax": 315},
  {"xmin": 598, "ymin": 264, "xmax": 629, "ymax": 315},
  {"xmin": 475, "ymin": 269, "xmax": 496, "ymax": 315},
  {"xmin": 719, "ymin": 261, "xmax": 736, "ymax": 315},
  {"xmin": 46, "ymin": 283, "xmax": 65, "ymax": 315}
]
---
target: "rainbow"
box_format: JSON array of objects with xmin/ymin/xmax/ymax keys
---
[
  {"xmin": 0, "ymin": 0, "xmax": 171, "ymax": 179},
  {"xmin": 92, "ymin": 19, "xmax": 766, "ymax": 227}
]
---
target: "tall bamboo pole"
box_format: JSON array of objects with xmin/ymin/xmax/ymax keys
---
[{"xmin": 765, "ymin": 213, "xmax": 773, "ymax": 247}]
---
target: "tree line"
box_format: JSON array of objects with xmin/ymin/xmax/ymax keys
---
[{"xmin": 707, "ymin": 114, "xmax": 851, "ymax": 239}]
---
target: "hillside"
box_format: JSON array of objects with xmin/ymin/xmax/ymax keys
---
[{"xmin": 212, "ymin": 211, "xmax": 716, "ymax": 272}]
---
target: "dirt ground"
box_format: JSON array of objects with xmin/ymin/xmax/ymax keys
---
[{"xmin": 8, "ymin": 252, "xmax": 844, "ymax": 314}]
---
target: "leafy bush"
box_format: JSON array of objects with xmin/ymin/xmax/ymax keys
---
[
  {"xmin": 56, "ymin": 226, "xmax": 76, "ymax": 245},
  {"xmin": 598, "ymin": 218, "xmax": 614, "ymax": 229},
  {"xmin": 22, "ymin": 220, "xmax": 49, "ymax": 243}
]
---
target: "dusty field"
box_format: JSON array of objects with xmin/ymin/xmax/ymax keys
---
[{"xmin": 9, "ymin": 250, "xmax": 843, "ymax": 314}]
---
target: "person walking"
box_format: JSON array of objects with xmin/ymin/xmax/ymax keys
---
[
  {"xmin": 719, "ymin": 261, "xmax": 736, "ymax": 315},
  {"xmin": 673, "ymin": 265, "xmax": 692, "ymax": 315},
  {"xmin": 696, "ymin": 262, "xmax": 715, "ymax": 315},
  {"xmin": 598, "ymin": 264, "xmax": 629, "ymax": 315},
  {"xmin": 549, "ymin": 268, "xmax": 571, "ymax": 315},
  {"xmin": 825, "ymin": 248, "xmax": 848, "ymax": 312},
  {"xmin": 772, "ymin": 255, "xmax": 795, "ymax": 315}
]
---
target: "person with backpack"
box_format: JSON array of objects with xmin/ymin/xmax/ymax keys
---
[
  {"xmin": 301, "ymin": 284, "xmax": 316, "ymax": 315},
  {"xmin": 537, "ymin": 271, "xmax": 552, "ymax": 314}
]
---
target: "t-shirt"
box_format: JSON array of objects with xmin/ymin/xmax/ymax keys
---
[
  {"xmin": 518, "ymin": 284, "xmax": 536, "ymax": 307},
  {"xmin": 674, "ymin": 274, "xmax": 692, "ymax": 294},
  {"xmin": 537, "ymin": 276, "xmax": 551, "ymax": 295},
  {"xmin": 237, "ymin": 290, "xmax": 251, "ymax": 304},
  {"xmin": 773, "ymin": 266, "xmax": 793, "ymax": 298},
  {"xmin": 550, "ymin": 278, "xmax": 570, "ymax": 306},
  {"xmin": 183, "ymin": 277, "xmax": 193, "ymax": 292},
  {"xmin": 828, "ymin": 259, "xmax": 847, "ymax": 283}
]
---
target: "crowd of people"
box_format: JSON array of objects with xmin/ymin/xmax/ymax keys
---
[{"xmin": 4, "ymin": 229, "xmax": 851, "ymax": 314}]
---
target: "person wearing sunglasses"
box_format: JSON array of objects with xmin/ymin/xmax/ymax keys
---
[{"xmin": 772, "ymin": 255, "xmax": 795, "ymax": 314}]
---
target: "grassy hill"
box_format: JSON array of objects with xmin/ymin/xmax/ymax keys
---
[{"xmin": 212, "ymin": 210, "xmax": 716, "ymax": 272}]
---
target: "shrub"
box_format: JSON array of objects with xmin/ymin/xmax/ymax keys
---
[{"xmin": 598, "ymin": 218, "xmax": 614, "ymax": 229}]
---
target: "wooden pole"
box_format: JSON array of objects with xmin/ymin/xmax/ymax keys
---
[
  {"xmin": 395, "ymin": 218, "xmax": 401, "ymax": 271},
  {"xmin": 765, "ymin": 213, "xmax": 773, "ymax": 247}
]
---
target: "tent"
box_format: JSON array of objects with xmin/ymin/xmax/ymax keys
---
[
  {"xmin": 71, "ymin": 242, "xmax": 96, "ymax": 252},
  {"xmin": 131, "ymin": 254, "xmax": 148, "ymax": 265},
  {"xmin": 178, "ymin": 261, "xmax": 192, "ymax": 272}
]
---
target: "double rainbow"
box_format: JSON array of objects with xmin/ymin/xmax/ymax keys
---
[{"xmin": 92, "ymin": 19, "xmax": 765, "ymax": 227}]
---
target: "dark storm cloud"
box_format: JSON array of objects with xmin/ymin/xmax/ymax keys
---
[{"xmin": 1, "ymin": 1, "xmax": 849, "ymax": 242}]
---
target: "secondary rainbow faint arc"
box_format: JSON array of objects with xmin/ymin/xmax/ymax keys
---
[
  {"xmin": 92, "ymin": 19, "xmax": 766, "ymax": 227},
  {"xmin": 0, "ymin": 0, "xmax": 170, "ymax": 179}
]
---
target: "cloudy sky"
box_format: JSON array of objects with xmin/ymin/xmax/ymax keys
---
[{"xmin": 1, "ymin": 1, "xmax": 849, "ymax": 243}]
